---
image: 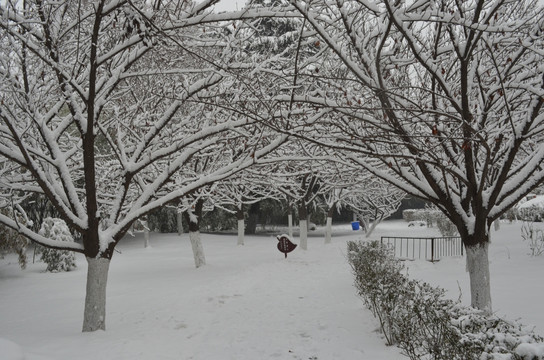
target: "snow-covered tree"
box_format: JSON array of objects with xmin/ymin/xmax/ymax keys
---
[
  {"xmin": 0, "ymin": 0, "xmax": 288, "ymax": 331},
  {"xmin": 281, "ymin": 0, "xmax": 544, "ymax": 313}
]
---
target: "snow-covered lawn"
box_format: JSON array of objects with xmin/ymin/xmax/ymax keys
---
[{"xmin": 0, "ymin": 220, "xmax": 542, "ymax": 359}]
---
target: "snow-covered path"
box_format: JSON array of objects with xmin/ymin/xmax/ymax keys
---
[
  {"xmin": 2, "ymin": 220, "xmax": 543, "ymax": 359},
  {"xmin": 0, "ymin": 228, "xmax": 405, "ymax": 360}
]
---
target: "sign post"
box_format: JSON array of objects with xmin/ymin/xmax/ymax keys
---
[{"xmin": 277, "ymin": 234, "xmax": 297, "ymax": 258}]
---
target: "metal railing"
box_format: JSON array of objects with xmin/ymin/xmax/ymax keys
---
[{"xmin": 380, "ymin": 236, "xmax": 463, "ymax": 262}]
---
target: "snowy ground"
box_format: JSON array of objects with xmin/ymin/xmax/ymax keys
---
[{"xmin": 0, "ymin": 220, "xmax": 542, "ymax": 360}]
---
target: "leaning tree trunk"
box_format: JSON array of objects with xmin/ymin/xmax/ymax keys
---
[
  {"xmin": 464, "ymin": 233, "xmax": 492, "ymax": 314},
  {"xmin": 82, "ymin": 256, "xmax": 110, "ymax": 332},
  {"xmin": 237, "ymin": 206, "xmax": 245, "ymax": 246}
]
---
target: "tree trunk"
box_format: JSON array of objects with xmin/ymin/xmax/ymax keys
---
[
  {"xmin": 183, "ymin": 199, "xmax": 205, "ymax": 268},
  {"xmin": 143, "ymin": 220, "xmax": 150, "ymax": 248},
  {"xmin": 324, "ymin": 216, "xmax": 332, "ymax": 244},
  {"xmin": 177, "ymin": 211, "xmax": 183, "ymax": 235},
  {"xmin": 465, "ymin": 241, "xmax": 492, "ymax": 314},
  {"xmin": 237, "ymin": 220, "xmax": 245, "ymax": 246},
  {"xmin": 237, "ymin": 206, "xmax": 244, "ymax": 246},
  {"xmin": 288, "ymin": 212, "xmax": 293, "ymax": 239},
  {"xmin": 189, "ymin": 231, "xmax": 206, "ymax": 268},
  {"xmin": 299, "ymin": 203, "xmax": 308, "ymax": 250},
  {"xmin": 82, "ymin": 257, "xmax": 110, "ymax": 332},
  {"xmin": 299, "ymin": 219, "xmax": 308, "ymax": 250}
]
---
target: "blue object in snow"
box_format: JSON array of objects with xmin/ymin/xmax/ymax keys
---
[{"xmin": 351, "ymin": 221, "xmax": 360, "ymax": 230}]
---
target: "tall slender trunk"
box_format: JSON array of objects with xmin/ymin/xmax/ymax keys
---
[
  {"xmin": 82, "ymin": 257, "xmax": 110, "ymax": 332},
  {"xmin": 237, "ymin": 220, "xmax": 245, "ymax": 246},
  {"xmin": 237, "ymin": 206, "xmax": 245, "ymax": 246},
  {"xmin": 288, "ymin": 211, "xmax": 293, "ymax": 239},
  {"xmin": 324, "ymin": 216, "xmax": 332, "ymax": 244},
  {"xmin": 143, "ymin": 219, "xmax": 150, "ymax": 248},
  {"xmin": 299, "ymin": 203, "xmax": 308, "ymax": 250},
  {"xmin": 177, "ymin": 211, "xmax": 183, "ymax": 235},
  {"xmin": 299, "ymin": 219, "xmax": 308, "ymax": 250}
]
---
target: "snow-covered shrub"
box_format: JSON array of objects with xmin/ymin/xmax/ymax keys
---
[
  {"xmin": 347, "ymin": 240, "xmax": 543, "ymax": 360},
  {"xmin": 347, "ymin": 240, "xmax": 408, "ymax": 345},
  {"xmin": 521, "ymin": 221, "xmax": 544, "ymax": 256},
  {"xmin": 403, "ymin": 209, "xmax": 417, "ymax": 222},
  {"xmin": 449, "ymin": 305, "xmax": 543, "ymax": 360},
  {"xmin": 395, "ymin": 282, "xmax": 482, "ymax": 360},
  {"xmin": 519, "ymin": 206, "xmax": 544, "ymax": 223},
  {"xmin": 38, "ymin": 218, "xmax": 76, "ymax": 272},
  {"xmin": 403, "ymin": 208, "xmax": 458, "ymax": 236}
]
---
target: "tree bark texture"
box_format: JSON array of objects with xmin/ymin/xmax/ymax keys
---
[
  {"xmin": 465, "ymin": 241, "xmax": 492, "ymax": 314},
  {"xmin": 299, "ymin": 203, "xmax": 308, "ymax": 250},
  {"xmin": 177, "ymin": 212, "xmax": 183, "ymax": 235},
  {"xmin": 82, "ymin": 257, "xmax": 110, "ymax": 332},
  {"xmin": 299, "ymin": 219, "xmax": 308, "ymax": 250},
  {"xmin": 189, "ymin": 231, "xmax": 206, "ymax": 268},
  {"xmin": 237, "ymin": 219, "xmax": 245, "ymax": 246}
]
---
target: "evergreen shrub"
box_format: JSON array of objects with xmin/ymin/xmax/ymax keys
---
[{"xmin": 347, "ymin": 240, "xmax": 543, "ymax": 360}]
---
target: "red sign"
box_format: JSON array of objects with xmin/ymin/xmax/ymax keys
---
[{"xmin": 277, "ymin": 235, "xmax": 297, "ymax": 258}]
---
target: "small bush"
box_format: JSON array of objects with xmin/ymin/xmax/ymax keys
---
[
  {"xmin": 38, "ymin": 218, "xmax": 76, "ymax": 272},
  {"xmin": 347, "ymin": 240, "xmax": 543, "ymax": 360},
  {"xmin": 521, "ymin": 221, "xmax": 544, "ymax": 256},
  {"xmin": 403, "ymin": 208, "xmax": 458, "ymax": 236}
]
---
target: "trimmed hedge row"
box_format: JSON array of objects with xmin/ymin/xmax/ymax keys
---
[{"xmin": 347, "ymin": 240, "xmax": 543, "ymax": 360}]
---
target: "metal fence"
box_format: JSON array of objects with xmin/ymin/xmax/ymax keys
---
[{"xmin": 380, "ymin": 236, "xmax": 463, "ymax": 262}]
